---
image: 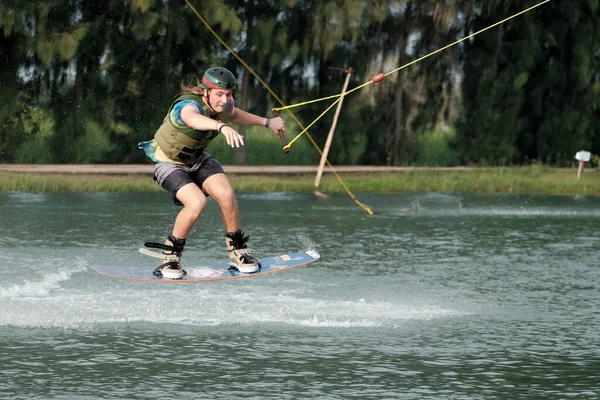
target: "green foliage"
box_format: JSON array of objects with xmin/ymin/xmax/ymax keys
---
[
  {"xmin": 0, "ymin": 3, "xmax": 17, "ymax": 35},
  {"xmin": 14, "ymin": 107, "xmax": 56, "ymax": 163},
  {"xmin": 329, "ymin": 125, "xmax": 369, "ymax": 165},
  {"xmin": 74, "ymin": 121, "xmax": 111, "ymax": 163},
  {"xmin": 411, "ymin": 126, "xmax": 458, "ymax": 167},
  {"xmin": 131, "ymin": 0, "xmax": 154, "ymax": 13},
  {"xmin": 0, "ymin": 92, "xmax": 56, "ymax": 163},
  {"xmin": 131, "ymin": 12, "xmax": 161, "ymax": 41},
  {"xmin": 36, "ymin": 38, "xmax": 55, "ymax": 65},
  {"xmin": 513, "ymin": 72, "xmax": 529, "ymax": 90},
  {"xmin": 458, "ymin": 0, "xmax": 600, "ymax": 166},
  {"xmin": 1, "ymin": 0, "xmax": 598, "ymax": 168}
]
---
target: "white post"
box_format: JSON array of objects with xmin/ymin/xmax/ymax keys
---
[
  {"xmin": 575, "ymin": 151, "xmax": 591, "ymax": 180},
  {"xmin": 314, "ymin": 67, "xmax": 353, "ymax": 188},
  {"xmin": 577, "ymin": 161, "xmax": 584, "ymax": 180}
]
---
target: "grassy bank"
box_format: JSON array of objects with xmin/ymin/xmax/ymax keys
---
[{"xmin": 0, "ymin": 166, "xmax": 598, "ymax": 195}]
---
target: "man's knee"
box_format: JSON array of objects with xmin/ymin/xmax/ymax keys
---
[
  {"xmin": 215, "ymin": 189, "xmax": 237, "ymax": 208},
  {"xmin": 184, "ymin": 196, "xmax": 208, "ymax": 218}
]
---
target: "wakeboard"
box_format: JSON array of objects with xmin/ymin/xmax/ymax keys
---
[{"xmin": 93, "ymin": 250, "xmax": 320, "ymax": 282}]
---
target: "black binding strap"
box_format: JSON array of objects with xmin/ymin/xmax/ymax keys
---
[
  {"xmin": 145, "ymin": 242, "xmax": 178, "ymax": 252},
  {"xmin": 226, "ymin": 230, "xmax": 250, "ymax": 250},
  {"xmin": 145, "ymin": 235, "xmax": 186, "ymax": 253}
]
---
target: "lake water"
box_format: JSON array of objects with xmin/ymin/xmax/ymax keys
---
[{"xmin": 0, "ymin": 191, "xmax": 599, "ymax": 399}]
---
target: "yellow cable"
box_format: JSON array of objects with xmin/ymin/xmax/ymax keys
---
[
  {"xmin": 286, "ymin": 97, "xmax": 342, "ymax": 149},
  {"xmin": 184, "ymin": 0, "xmax": 373, "ymax": 214},
  {"xmin": 273, "ymin": 0, "xmax": 551, "ymax": 112},
  {"xmin": 185, "ymin": 0, "xmax": 549, "ymax": 215},
  {"xmin": 272, "ymin": 93, "xmax": 342, "ymax": 112}
]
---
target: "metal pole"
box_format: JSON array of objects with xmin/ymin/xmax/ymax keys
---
[{"xmin": 314, "ymin": 67, "xmax": 352, "ymax": 188}]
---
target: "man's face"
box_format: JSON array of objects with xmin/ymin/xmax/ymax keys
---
[{"xmin": 208, "ymin": 89, "xmax": 233, "ymax": 113}]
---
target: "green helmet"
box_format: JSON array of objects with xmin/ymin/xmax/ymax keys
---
[{"xmin": 201, "ymin": 67, "xmax": 237, "ymax": 90}]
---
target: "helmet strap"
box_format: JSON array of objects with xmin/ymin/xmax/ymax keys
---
[{"xmin": 203, "ymin": 89, "xmax": 218, "ymax": 114}]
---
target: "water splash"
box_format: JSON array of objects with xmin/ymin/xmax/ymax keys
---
[{"xmin": 0, "ymin": 266, "xmax": 86, "ymax": 299}]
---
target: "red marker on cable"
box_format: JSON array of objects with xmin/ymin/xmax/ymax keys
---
[{"xmin": 372, "ymin": 73, "xmax": 385, "ymax": 83}]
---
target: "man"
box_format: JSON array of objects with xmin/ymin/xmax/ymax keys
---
[{"xmin": 138, "ymin": 66, "xmax": 286, "ymax": 279}]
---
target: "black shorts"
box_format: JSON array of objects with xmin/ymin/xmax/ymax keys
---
[{"xmin": 154, "ymin": 154, "xmax": 225, "ymax": 206}]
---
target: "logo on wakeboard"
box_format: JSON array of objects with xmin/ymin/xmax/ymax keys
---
[
  {"xmin": 269, "ymin": 265, "xmax": 287, "ymax": 270},
  {"xmin": 187, "ymin": 267, "xmax": 225, "ymax": 278}
]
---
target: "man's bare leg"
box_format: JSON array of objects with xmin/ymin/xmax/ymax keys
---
[
  {"xmin": 203, "ymin": 173, "xmax": 259, "ymax": 272},
  {"xmin": 150, "ymin": 183, "xmax": 207, "ymax": 279},
  {"xmin": 171, "ymin": 182, "xmax": 208, "ymax": 238},
  {"xmin": 202, "ymin": 173, "xmax": 240, "ymax": 236}
]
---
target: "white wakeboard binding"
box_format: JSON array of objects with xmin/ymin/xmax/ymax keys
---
[
  {"xmin": 141, "ymin": 242, "xmax": 186, "ymax": 280},
  {"xmin": 226, "ymin": 230, "xmax": 261, "ymax": 273}
]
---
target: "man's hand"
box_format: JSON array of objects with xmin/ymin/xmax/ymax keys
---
[
  {"xmin": 267, "ymin": 117, "xmax": 286, "ymax": 136},
  {"xmin": 219, "ymin": 124, "xmax": 245, "ymax": 148}
]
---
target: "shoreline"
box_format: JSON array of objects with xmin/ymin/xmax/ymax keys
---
[
  {"xmin": 0, "ymin": 164, "xmax": 485, "ymax": 174},
  {"xmin": 1, "ymin": 165, "xmax": 598, "ymax": 196}
]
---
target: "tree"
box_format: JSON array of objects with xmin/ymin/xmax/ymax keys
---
[{"xmin": 458, "ymin": 0, "xmax": 600, "ymax": 165}]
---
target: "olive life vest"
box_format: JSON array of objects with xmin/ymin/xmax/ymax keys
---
[{"xmin": 154, "ymin": 93, "xmax": 231, "ymax": 164}]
